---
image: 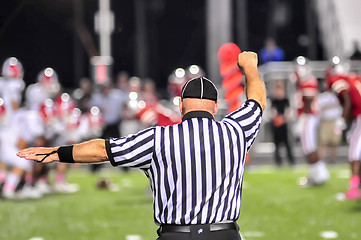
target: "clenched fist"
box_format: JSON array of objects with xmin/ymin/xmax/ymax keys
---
[{"xmin": 238, "ymin": 51, "xmax": 258, "ymax": 70}]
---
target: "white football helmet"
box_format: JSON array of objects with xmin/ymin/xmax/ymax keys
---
[{"xmin": 2, "ymin": 57, "xmax": 24, "ymax": 79}]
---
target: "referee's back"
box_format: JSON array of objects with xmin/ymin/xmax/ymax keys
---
[{"xmin": 107, "ymin": 99, "xmax": 262, "ymax": 225}]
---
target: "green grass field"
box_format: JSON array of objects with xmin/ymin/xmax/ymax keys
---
[{"xmin": 1, "ymin": 164, "xmax": 361, "ymax": 240}]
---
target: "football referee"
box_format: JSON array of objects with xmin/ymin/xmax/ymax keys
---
[{"xmin": 18, "ymin": 51, "xmax": 266, "ymax": 240}]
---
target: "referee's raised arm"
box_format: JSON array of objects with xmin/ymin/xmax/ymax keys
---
[{"xmin": 238, "ymin": 52, "xmax": 267, "ymax": 111}]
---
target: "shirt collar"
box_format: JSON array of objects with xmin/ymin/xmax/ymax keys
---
[{"xmin": 182, "ymin": 111, "xmax": 214, "ymax": 121}]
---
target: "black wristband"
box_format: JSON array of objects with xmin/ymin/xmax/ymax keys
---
[{"xmin": 57, "ymin": 145, "xmax": 75, "ymax": 163}]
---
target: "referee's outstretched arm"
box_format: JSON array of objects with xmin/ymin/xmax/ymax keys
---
[{"xmin": 17, "ymin": 139, "xmax": 109, "ymax": 164}]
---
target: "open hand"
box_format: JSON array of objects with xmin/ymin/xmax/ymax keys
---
[{"xmin": 17, "ymin": 147, "xmax": 59, "ymax": 163}]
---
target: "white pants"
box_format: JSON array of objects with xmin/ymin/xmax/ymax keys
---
[
  {"xmin": 348, "ymin": 115, "xmax": 361, "ymax": 162},
  {"xmin": 0, "ymin": 129, "xmax": 32, "ymax": 171},
  {"xmin": 300, "ymin": 114, "xmax": 319, "ymax": 155}
]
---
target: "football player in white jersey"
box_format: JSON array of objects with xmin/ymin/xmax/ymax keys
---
[
  {"xmin": 25, "ymin": 67, "xmax": 60, "ymax": 112},
  {"xmin": 0, "ymin": 57, "xmax": 28, "ymax": 198},
  {"xmin": 0, "ymin": 57, "xmax": 25, "ymax": 120},
  {"xmin": 0, "ymin": 106, "xmax": 44, "ymax": 199}
]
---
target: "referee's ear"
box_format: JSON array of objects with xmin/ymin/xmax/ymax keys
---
[
  {"xmin": 179, "ymin": 97, "xmax": 184, "ymax": 117},
  {"xmin": 213, "ymin": 101, "xmax": 219, "ymax": 116}
]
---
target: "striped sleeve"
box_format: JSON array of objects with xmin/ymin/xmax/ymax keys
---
[
  {"xmin": 105, "ymin": 127, "xmax": 155, "ymax": 169},
  {"xmin": 223, "ymin": 99, "xmax": 263, "ymax": 151}
]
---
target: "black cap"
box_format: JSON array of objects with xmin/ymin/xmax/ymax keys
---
[{"xmin": 181, "ymin": 77, "xmax": 218, "ymax": 101}]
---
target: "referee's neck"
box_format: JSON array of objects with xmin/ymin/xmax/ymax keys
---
[
  {"xmin": 179, "ymin": 98, "xmax": 218, "ymax": 119},
  {"xmin": 182, "ymin": 111, "xmax": 214, "ymax": 121}
]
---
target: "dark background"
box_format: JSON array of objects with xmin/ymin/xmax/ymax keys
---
[{"xmin": 0, "ymin": 0, "xmax": 321, "ymax": 91}]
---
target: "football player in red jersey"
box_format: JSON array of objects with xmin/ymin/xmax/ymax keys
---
[
  {"xmin": 292, "ymin": 56, "xmax": 330, "ymax": 185},
  {"xmin": 326, "ymin": 58, "xmax": 361, "ymax": 199}
]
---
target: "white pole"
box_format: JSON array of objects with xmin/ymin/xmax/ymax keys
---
[
  {"xmin": 98, "ymin": 0, "xmax": 114, "ymax": 57},
  {"xmin": 206, "ymin": 0, "xmax": 232, "ymax": 85},
  {"xmin": 93, "ymin": 0, "xmax": 114, "ymax": 84}
]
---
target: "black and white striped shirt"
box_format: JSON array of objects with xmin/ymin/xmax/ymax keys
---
[{"xmin": 105, "ymin": 99, "xmax": 263, "ymax": 225}]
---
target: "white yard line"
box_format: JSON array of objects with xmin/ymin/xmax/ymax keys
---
[{"xmin": 320, "ymin": 231, "xmax": 338, "ymax": 239}]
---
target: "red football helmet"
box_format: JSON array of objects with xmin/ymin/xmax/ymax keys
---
[
  {"xmin": 325, "ymin": 56, "xmax": 350, "ymax": 88},
  {"xmin": 2, "ymin": 57, "xmax": 24, "ymax": 79}
]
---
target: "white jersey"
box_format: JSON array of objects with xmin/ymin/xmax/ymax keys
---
[
  {"xmin": 53, "ymin": 115, "xmax": 82, "ymax": 145},
  {"xmin": 25, "ymin": 83, "xmax": 53, "ymax": 111},
  {"xmin": 317, "ymin": 91, "xmax": 342, "ymax": 121},
  {"xmin": 77, "ymin": 113, "xmax": 103, "ymax": 140},
  {"xmin": 0, "ymin": 77, "xmax": 25, "ymax": 117},
  {"xmin": 0, "ymin": 108, "xmax": 44, "ymax": 170}
]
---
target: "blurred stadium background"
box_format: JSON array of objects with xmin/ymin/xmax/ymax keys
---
[
  {"xmin": 2, "ymin": 0, "xmax": 359, "ymax": 89},
  {"xmin": 1, "ymin": 0, "xmax": 361, "ymax": 239}
]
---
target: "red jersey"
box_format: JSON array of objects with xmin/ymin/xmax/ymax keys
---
[
  {"xmin": 136, "ymin": 103, "xmax": 181, "ymax": 127},
  {"xmin": 294, "ymin": 71, "xmax": 319, "ymax": 115},
  {"xmin": 327, "ymin": 73, "xmax": 361, "ymax": 119}
]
